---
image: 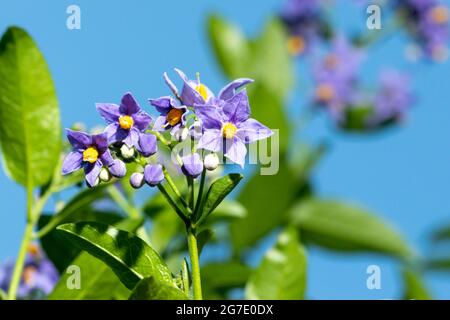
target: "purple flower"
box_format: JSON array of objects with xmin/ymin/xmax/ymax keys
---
[
  {"xmin": 149, "ymin": 96, "xmax": 188, "ymax": 135},
  {"xmin": 0, "ymin": 245, "xmax": 58, "ymax": 299},
  {"xmin": 181, "ymin": 153, "xmax": 204, "ymax": 178},
  {"xmin": 280, "ymin": 0, "xmax": 324, "ymax": 55},
  {"xmin": 96, "ymin": 93, "xmax": 157, "ymax": 156},
  {"xmin": 312, "ymin": 36, "xmax": 363, "ymax": 114},
  {"xmin": 372, "ymin": 70, "xmax": 414, "ymax": 124},
  {"xmin": 161, "ymin": 68, "xmax": 253, "ymax": 106},
  {"xmin": 62, "ymin": 130, "xmax": 118, "ymax": 187},
  {"xmin": 397, "ymin": 0, "xmax": 449, "ymax": 61},
  {"xmin": 195, "ymin": 90, "xmax": 273, "ymax": 167},
  {"xmin": 144, "ymin": 164, "xmax": 164, "ymax": 186}
]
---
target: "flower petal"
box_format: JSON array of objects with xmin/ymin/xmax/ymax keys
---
[
  {"xmin": 100, "ymin": 149, "xmax": 114, "ymax": 167},
  {"xmin": 109, "ymin": 159, "xmax": 126, "ymax": 178},
  {"xmin": 136, "ymin": 132, "xmax": 157, "ymax": 157},
  {"xmin": 120, "ymin": 92, "xmax": 140, "ymax": 115},
  {"xmin": 84, "ymin": 161, "xmax": 102, "ymax": 187},
  {"xmin": 61, "ymin": 151, "xmax": 83, "ymax": 175},
  {"xmin": 224, "ymin": 138, "xmax": 247, "ymax": 168},
  {"xmin": 133, "ymin": 112, "xmax": 152, "ymax": 131},
  {"xmin": 195, "ymin": 106, "xmax": 223, "ymax": 130},
  {"xmin": 104, "ymin": 123, "xmax": 120, "ymax": 143},
  {"xmin": 66, "ymin": 129, "xmax": 92, "ymax": 150},
  {"xmin": 197, "ymin": 129, "xmax": 222, "ymax": 152},
  {"xmin": 96, "ymin": 103, "xmax": 121, "ymax": 123},
  {"xmin": 175, "ymin": 68, "xmax": 204, "ymax": 106},
  {"xmin": 92, "ymin": 133, "xmax": 109, "ymax": 153},
  {"xmin": 149, "ymin": 96, "xmax": 175, "ymax": 114},
  {"xmin": 222, "ymin": 90, "xmax": 250, "ymax": 124},
  {"xmin": 218, "ymin": 78, "xmax": 254, "ymax": 101},
  {"xmin": 236, "ymin": 118, "xmax": 273, "ymax": 143},
  {"xmin": 123, "ymin": 128, "xmax": 139, "ymax": 147},
  {"xmin": 152, "ymin": 116, "xmax": 168, "ymax": 131},
  {"xmin": 164, "ymin": 72, "xmax": 179, "ymax": 97}
]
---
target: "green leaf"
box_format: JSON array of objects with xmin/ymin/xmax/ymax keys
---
[
  {"xmin": 208, "ymin": 200, "xmax": 247, "ymax": 223},
  {"xmin": 402, "ymin": 269, "xmax": 432, "ymax": 300},
  {"xmin": 201, "ymin": 261, "xmax": 251, "ymax": 291},
  {"xmin": 48, "ymin": 218, "xmax": 144, "ymax": 300},
  {"xmin": 207, "ymin": 15, "xmax": 251, "ymax": 79},
  {"xmin": 289, "ymin": 199, "xmax": 413, "ymax": 259},
  {"xmin": 426, "ymin": 257, "xmax": 450, "ymax": 271},
  {"xmin": 56, "ymin": 222, "xmax": 173, "ymax": 290},
  {"xmin": 245, "ymin": 226, "xmax": 307, "ymax": 300},
  {"xmin": 231, "ymin": 157, "xmax": 310, "ymax": 251},
  {"xmin": 38, "ymin": 210, "xmax": 122, "ymax": 272},
  {"xmin": 249, "ymin": 18, "xmax": 293, "ymax": 98},
  {"xmin": 431, "ymin": 224, "xmax": 450, "ymax": 242},
  {"xmin": 129, "ymin": 277, "xmax": 188, "ymax": 300},
  {"xmin": 0, "ymin": 27, "xmax": 61, "ymax": 187},
  {"xmin": 199, "ymin": 174, "xmax": 243, "ymax": 223}
]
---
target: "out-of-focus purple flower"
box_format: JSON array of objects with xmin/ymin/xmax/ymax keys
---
[
  {"xmin": 280, "ymin": 0, "xmax": 324, "ymax": 55},
  {"xmin": 312, "ymin": 35, "xmax": 364, "ymax": 116},
  {"xmin": 181, "ymin": 153, "xmax": 204, "ymax": 178},
  {"xmin": 62, "ymin": 130, "xmax": 116, "ymax": 187},
  {"xmin": 0, "ymin": 244, "xmax": 58, "ymax": 299},
  {"xmin": 96, "ymin": 93, "xmax": 157, "ymax": 156},
  {"xmin": 372, "ymin": 70, "xmax": 414, "ymax": 124},
  {"xmin": 195, "ymin": 90, "xmax": 273, "ymax": 167},
  {"xmin": 144, "ymin": 164, "xmax": 164, "ymax": 186},
  {"xmin": 398, "ymin": 0, "xmax": 449, "ymax": 61}
]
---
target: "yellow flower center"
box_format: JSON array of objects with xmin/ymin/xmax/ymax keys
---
[
  {"xmin": 222, "ymin": 122, "xmax": 237, "ymax": 139},
  {"xmin": 83, "ymin": 147, "xmax": 99, "ymax": 164},
  {"xmin": 166, "ymin": 108, "xmax": 183, "ymax": 126},
  {"xmin": 287, "ymin": 36, "xmax": 305, "ymax": 56},
  {"xmin": 27, "ymin": 243, "xmax": 39, "ymax": 256},
  {"xmin": 23, "ymin": 266, "xmax": 37, "ymax": 285},
  {"xmin": 430, "ymin": 5, "xmax": 449, "ymax": 24},
  {"xmin": 315, "ymin": 83, "xmax": 335, "ymax": 102},
  {"xmin": 324, "ymin": 54, "xmax": 339, "ymax": 69},
  {"xmin": 195, "ymin": 83, "xmax": 208, "ymax": 101},
  {"xmin": 119, "ymin": 115, "xmax": 134, "ymax": 130}
]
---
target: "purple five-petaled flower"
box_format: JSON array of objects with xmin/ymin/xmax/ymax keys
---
[
  {"xmin": 195, "ymin": 90, "xmax": 273, "ymax": 168},
  {"xmin": 62, "ymin": 130, "xmax": 122, "ymax": 187},
  {"xmin": 96, "ymin": 93, "xmax": 157, "ymax": 157},
  {"xmin": 149, "ymin": 96, "xmax": 188, "ymax": 135}
]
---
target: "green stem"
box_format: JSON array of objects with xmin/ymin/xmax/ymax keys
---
[
  {"xmin": 7, "ymin": 187, "xmax": 34, "ymax": 300},
  {"xmin": 162, "ymin": 167, "xmax": 189, "ymax": 210},
  {"xmin": 107, "ymin": 185, "xmax": 140, "ymax": 219},
  {"xmin": 187, "ymin": 227, "xmax": 202, "ymax": 300},
  {"xmin": 187, "ymin": 177, "xmax": 194, "ymax": 210},
  {"xmin": 157, "ymin": 184, "xmax": 189, "ymax": 225},
  {"xmin": 193, "ymin": 168, "xmax": 206, "ymax": 221}
]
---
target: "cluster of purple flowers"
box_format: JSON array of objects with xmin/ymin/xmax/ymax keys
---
[
  {"xmin": 397, "ymin": 0, "xmax": 449, "ymax": 61},
  {"xmin": 0, "ymin": 244, "xmax": 58, "ymax": 299},
  {"xmin": 280, "ymin": 0, "xmax": 326, "ymax": 56},
  {"xmin": 312, "ymin": 37, "xmax": 413, "ymax": 130},
  {"xmin": 62, "ymin": 69, "xmax": 273, "ymax": 187}
]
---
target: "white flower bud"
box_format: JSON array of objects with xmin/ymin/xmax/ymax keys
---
[
  {"xmin": 130, "ymin": 172, "xmax": 145, "ymax": 189},
  {"xmin": 99, "ymin": 167, "xmax": 112, "ymax": 182},
  {"xmin": 174, "ymin": 126, "xmax": 189, "ymax": 142},
  {"xmin": 204, "ymin": 153, "xmax": 219, "ymax": 171},
  {"xmin": 120, "ymin": 144, "xmax": 135, "ymax": 159}
]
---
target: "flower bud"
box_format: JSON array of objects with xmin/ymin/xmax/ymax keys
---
[
  {"xmin": 120, "ymin": 144, "xmax": 135, "ymax": 159},
  {"xmin": 189, "ymin": 121, "xmax": 203, "ymax": 140},
  {"xmin": 130, "ymin": 172, "xmax": 145, "ymax": 189},
  {"xmin": 203, "ymin": 153, "xmax": 219, "ymax": 171},
  {"xmin": 99, "ymin": 167, "xmax": 112, "ymax": 182},
  {"xmin": 144, "ymin": 164, "xmax": 164, "ymax": 186},
  {"xmin": 173, "ymin": 126, "xmax": 189, "ymax": 142},
  {"xmin": 109, "ymin": 159, "xmax": 126, "ymax": 178},
  {"xmin": 181, "ymin": 153, "xmax": 204, "ymax": 178}
]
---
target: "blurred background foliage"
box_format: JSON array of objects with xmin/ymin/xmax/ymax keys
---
[{"xmin": 0, "ymin": 0, "xmax": 449, "ymax": 300}]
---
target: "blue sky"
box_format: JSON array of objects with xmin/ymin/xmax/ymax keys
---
[{"xmin": 0, "ymin": 0, "xmax": 449, "ymax": 299}]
